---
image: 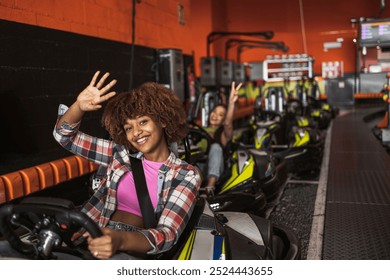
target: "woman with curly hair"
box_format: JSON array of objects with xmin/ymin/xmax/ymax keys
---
[{"xmin": 53, "ymin": 71, "xmax": 201, "ymax": 259}]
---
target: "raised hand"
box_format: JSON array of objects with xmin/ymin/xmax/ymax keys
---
[
  {"xmin": 229, "ymin": 81, "xmax": 242, "ymax": 106},
  {"xmin": 77, "ymin": 71, "xmax": 117, "ymax": 112}
]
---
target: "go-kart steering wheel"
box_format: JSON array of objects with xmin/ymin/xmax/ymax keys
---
[
  {"xmin": 255, "ymin": 110, "xmax": 283, "ymax": 122},
  {"xmin": 0, "ymin": 196, "xmax": 102, "ymax": 259},
  {"xmin": 188, "ymin": 122, "xmax": 214, "ymax": 154}
]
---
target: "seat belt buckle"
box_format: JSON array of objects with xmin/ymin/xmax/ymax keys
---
[{"xmin": 92, "ymin": 177, "xmax": 102, "ymax": 192}]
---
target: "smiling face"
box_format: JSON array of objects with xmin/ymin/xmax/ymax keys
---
[
  {"xmin": 209, "ymin": 105, "xmax": 227, "ymax": 128},
  {"xmin": 123, "ymin": 115, "xmax": 169, "ymax": 162}
]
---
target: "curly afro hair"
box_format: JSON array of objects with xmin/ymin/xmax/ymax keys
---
[{"xmin": 101, "ymin": 82, "xmax": 188, "ymax": 151}]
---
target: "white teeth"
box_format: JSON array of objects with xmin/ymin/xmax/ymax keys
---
[{"xmin": 137, "ymin": 137, "xmax": 147, "ymax": 143}]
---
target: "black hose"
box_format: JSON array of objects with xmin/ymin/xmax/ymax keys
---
[{"xmin": 129, "ymin": 0, "xmax": 136, "ymax": 90}]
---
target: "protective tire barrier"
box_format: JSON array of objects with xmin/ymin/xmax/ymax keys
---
[{"xmin": 0, "ymin": 155, "xmax": 98, "ymax": 204}]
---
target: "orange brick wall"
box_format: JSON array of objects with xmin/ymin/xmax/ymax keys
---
[
  {"xmin": 212, "ymin": 0, "xmax": 390, "ymax": 75},
  {"xmin": 2, "ymin": 0, "xmax": 390, "ymax": 75},
  {"xmin": 0, "ymin": 0, "xmax": 194, "ymax": 54}
]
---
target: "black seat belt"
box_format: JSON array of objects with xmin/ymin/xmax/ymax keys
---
[{"xmin": 130, "ymin": 156, "xmax": 157, "ymax": 229}]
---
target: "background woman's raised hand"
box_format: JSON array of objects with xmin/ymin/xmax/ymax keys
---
[
  {"xmin": 229, "ymin": 81, "xmax": 242, "ymax": 105},
  {"xmin": 77, "ymin": 71, "xmax": 117, "ymax": 112}
]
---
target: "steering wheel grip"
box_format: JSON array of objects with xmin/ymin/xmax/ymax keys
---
[
  {"xmin": 67, "ymin": 211, "xmax": 102, "ymax": 238},
  {"xmin": 188, "ymin": 122, "xmax": 214, "ymax": 144}
]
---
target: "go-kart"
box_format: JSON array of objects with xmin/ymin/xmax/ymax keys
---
[
  {"xmin": 170, "ymin": 196, "xmax": 300, "ymax": 260},
  {"xmin": 371, "ymin": 74, "xmax": 390, "ymax": 147},
  {"xmin": 217, "ymin": 142, "xmax": 288, "ymax": 206},
  {"xmin": 286, "ymin": 97, "xmax": 334, "ymax": 130},
  {"xmin": 184, "ymin": 124, "xmax": 288, "ymax": 214},
  {"xmin": 288, "ymin": 77, "xmax": 337, "ymax": 131},
  {"xmin": 0, "ymin": 196, "xmax": 301, "ymax": 260},
  {"xmin": 248, "ymin": 104, "xmax": 325, "ymax": 175},
  {"xmin": 271, "ymin": 126, "xmax": 324, "ymax": 175}
]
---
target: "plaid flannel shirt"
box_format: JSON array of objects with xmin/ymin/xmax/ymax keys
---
[{"xmin": 53, "ymin": 105, "xmax": 201, "ymax": 255}]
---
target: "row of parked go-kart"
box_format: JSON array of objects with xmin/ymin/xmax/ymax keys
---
[
  {"xmin": 0, "ymin": 83, "xmax": 338, "ymax": 260},
  {"xmin": 174, "ymin": 82, "xmax": 338, "ymax": 260}
]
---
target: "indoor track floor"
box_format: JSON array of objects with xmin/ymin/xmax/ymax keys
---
[{"xmin": 268, "ymin": 105, "xmax": 390, "ymax": 260}]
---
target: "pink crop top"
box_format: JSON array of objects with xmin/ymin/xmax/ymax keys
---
[{"xmin": 117, "ymin": 158, "xmax": 163, "ymax": 217}]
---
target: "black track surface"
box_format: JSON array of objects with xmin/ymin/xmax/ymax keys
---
[
  {"xmin": 322, "ymin": 107, "xmax": 390, "ymax": 259},
  {"xmin": 268, "ymin": 177, "xmax": 319, "ymax": 260}
]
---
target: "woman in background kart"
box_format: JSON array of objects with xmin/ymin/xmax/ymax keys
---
[
  {"xmin": 200, "ymin": 82, "xmax": 242, "ymax": 195},
  {"xmin": 53, "ymin": 71, "xmax": 201, "ymax": 259}
]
